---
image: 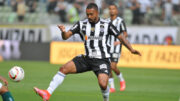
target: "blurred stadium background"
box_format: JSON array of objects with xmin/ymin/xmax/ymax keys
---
[{"xmin": 0, "ymin": 0, "xmax": 180, "ymax": 101}]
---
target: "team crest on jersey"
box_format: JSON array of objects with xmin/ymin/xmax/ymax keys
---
[
  {"xmin": 82, "ymin": 26, "xmax": 86, "ymax": 31},
  {"xmin": 99, "ymin": 64, "xmax": 107, "ymax": 70}
]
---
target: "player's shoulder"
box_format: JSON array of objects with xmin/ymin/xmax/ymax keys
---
[
  {"xmin": 116, "ymin": 16, "xmax": 124, "ymax": 21},
  {"xmin": 100, "ymin": 18, "xmax": 111, "ymax": 24}
]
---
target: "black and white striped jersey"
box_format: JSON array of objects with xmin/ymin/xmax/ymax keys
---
[
  {"xmin": 70, "ymin": 18, "xmax": 121, "ymax": 59},
  {"xmin": 107, "ymin": 17, "xmax": 127, "ymax": 54}
]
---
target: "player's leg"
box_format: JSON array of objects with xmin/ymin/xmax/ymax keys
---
[
  {"xmin": 92, "ymin": 58, "xmax": 111, "ymax": 101},
  {"xmin": 34, "ymin": 60, "xmax": 77, "ymax": 101},
  {"xmin": 34, "ymin": 55, "xmax": 89, "ymax": 101},
  {"xmin": 111, "ymin": 62, "xmax": 126, "ymax": 91},
  {"xmin": 0, "ymin": 83, "xmax": 14, "ymax": 101},
  {"xmin": 98, "ymin": 73, "xmax": 109, "ymax": 101},
  {"xmin": 47, "ymin": 60, "xmax": 77, "ymax": 94},
  {"xmin": 109, "ymin": 69, "xmax": 115, "ymax": 93}
]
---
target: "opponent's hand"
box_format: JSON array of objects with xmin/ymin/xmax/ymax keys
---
[
  {"xmin": 131, "ymin": 49, "xmax": 141, "ymax": 56},
  {"xmin": 0, "ymin": 76, "xmax": 8, "ymax": 86},
  {"xmin": 57, "ymin": 25, "xmax": 66, "ymax": 33}
]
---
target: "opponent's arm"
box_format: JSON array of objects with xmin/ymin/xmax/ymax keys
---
[
  {"xmin": 57, "ymin": 25, "xmax": 73, "ymax": 40},
  {"xmin": 0, "ymin": 76, "xmax": 8, "ymax": 86}
]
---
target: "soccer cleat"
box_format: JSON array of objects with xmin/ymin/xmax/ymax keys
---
[
  {"xmin": 109, "ymin": 88, "xmax": 116, "ymax": 93},
  {"xmin": 34, "ymin": 87, "xmax": 51, "ymax": 101},
  {"xmin": 120, "ymin": 81, "xmax": 126, "ymax": 91}
]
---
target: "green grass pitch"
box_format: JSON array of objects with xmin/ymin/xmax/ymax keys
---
[{"xmin": 0, "ymin": 61, "xmax": 180, "ymax": 101}]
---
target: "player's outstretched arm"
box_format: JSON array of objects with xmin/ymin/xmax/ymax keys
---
[
  {"xmin": 117, "ymin": 34, "xmax": 141, "ymax": 56},
  {"xmin": 57, "ymin": 25, "xmax": 73, "ymax": 40},
  {"xmin": 0, "ymin": 76, "xmax": 8, "ymax": 86}
]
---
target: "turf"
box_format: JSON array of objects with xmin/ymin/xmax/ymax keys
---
[{"xmin": 0, "ymin": 61, "xmax": 180, "ymax": 101}]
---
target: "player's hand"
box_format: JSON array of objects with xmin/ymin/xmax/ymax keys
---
[
  {"xmin": 0, "ymin": 76, "xmax": 8, "ymax": 86},
  {"xmin": 114, "ymin": 41, "xmax": 121, "ymax": 46},
  {"xmin": 131, "ymin": 49, "xmax": 141, "ymax": 56},
  {"xmin": 57, "ymin": 25, "xmax": 66, "ymax": 33}
]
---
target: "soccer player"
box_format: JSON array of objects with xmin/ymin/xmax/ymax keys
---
[
  {"xmin": 107, "ymin": 4, "xmax": 128, "ymax": 93},
  {"xmin": 0, "ymin": 76, "xmax": 14, "ymax": 101},
  {"xmin": 34, "ymin": 3, "xmax": 141, "ymax": 101}
]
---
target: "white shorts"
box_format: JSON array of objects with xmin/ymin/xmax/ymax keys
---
[{"xmin": 0, "ymin": 82, "xmax": 2, "ymax": 89}]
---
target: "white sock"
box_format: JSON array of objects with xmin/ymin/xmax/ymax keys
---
[
  {"xmin": 117, "ymin": 73, "xmax": 124, "ymax": 82},
  {"xmin": 47, "ymin": 71, "xmax": 66, "ymax": 94},
  {"xmin": 101, "ymin": 86, "xmax": 109, "ymax": 101},
  {"xmin": 109, "ymin": 78, "xmax": 115, "ymax": 89},
  {"xmin": 0, "ymin": 82, "xmax": 2, "ymax": 89}
]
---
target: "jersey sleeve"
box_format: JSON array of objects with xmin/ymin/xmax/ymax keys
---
[
  {"xmin": 70, "ymin": 21, "xmax": 80, "ymax": 34},
  {"xmin": 108, "ymin": 22, "xmax": 121, "ymax": 37},
  {"xmin": 119, "ymin": 20, "xmax": 127, "ymax": 33}
]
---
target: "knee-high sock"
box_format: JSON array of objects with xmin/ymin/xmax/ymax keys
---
[
  {"xmin": 47, "ymin": 71, "xmax": 66, "ymax": 94},
  {"xmin": 2, "ymin": 92, "xmax": 14, "ymax": 101},
  {"xmin": 101, "ymin": 86, "xmax": 109, "ymax": 101},
  {"xmin": 109, "ymin": 78, "xmax": 115, "ymax": 89},
  {"xmin": 117, "ymin": 73, "xmax": 124, "ymax": 81},
  {"xmin": 0, "ymin": 83, "xmax": 2, "ymax": 89}
]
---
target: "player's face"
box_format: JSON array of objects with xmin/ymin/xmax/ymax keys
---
[
  {"xmin": 109, "ymin": 5, "xmax": 118, "ymax": 16},
  {"xmin": 86, "ymin": 8, "xmax": 98, "ymax": 23}
]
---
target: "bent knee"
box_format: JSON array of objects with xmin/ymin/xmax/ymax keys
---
[
  {"xmin": 59, "ymin": 66, "xmax": 67, "ymax": 74},
  {"xmin": 59, "ymin": 66, "xmax": 72, "ymax": 75}
]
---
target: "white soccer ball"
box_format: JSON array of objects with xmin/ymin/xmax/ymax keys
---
[{"xmin": 8, "ymin": 66, "xmax": 25, "ymax": 82}]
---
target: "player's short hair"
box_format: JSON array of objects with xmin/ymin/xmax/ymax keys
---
[
  {"xmin": 86, "ymin": 3, "xmax": 98, "ymax": 11},
  {"xmin": 109, "ymin": 3, "xmax": 118, "ymax": 8}
]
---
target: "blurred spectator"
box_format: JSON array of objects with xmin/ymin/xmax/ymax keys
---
[
  {"xmin": 26, "ymin": 0, "xmax": 38, "ymax": 13},
  {"xmin": 163, "ymin": 0, "xmax": 173, "ymax": 25},
  {"xmin": 95, "ymin": 0, "xmax": 103, "ymax": 13},
  {"xmin": 104, "ymin": 0, "xmax": 116, "ymax": 5},
  {"xmin": 5, "ymin": 0, "xmax": 11, "ymax": 6},
  {"xmin": 76, "ymin": 0, "xmax": 87, "ymax": 19},
  {"xmin": 39, "ymin": 0, "xmax": 47, "ymax": 3},
  {"xmin": 117, "ymin": 0, "xmax": 125, "ymax": 18},
  {"xmin": 66, "ymin": 2, "xmax": 80, "ymax": 23},
  {"xmin": 0, "ymin": 0, "xmax": 5, "ymax": 6},
  {"xmin": 47, "ymin": 0, "xmax": 57, "ymax": 14},
  {"xmin": 130, "ymin": 0, "xmax": 141, "ymax": 24},
  {"xmin": 0, "ymin": 0, "xmax": 178, "ymax": 25},
  {"xmin": 138, "ymin": 0, "xmax": 151, "ymax": 24},
  {"xmin": 55, "ymin": 0, "xmax": 67, "ymax": 23},
  {"xmin": 17, "ymin": 0, "xmax": 26, "ymax": 22},
  {"xmin": 172, "ymin": 0, "xmax": 180, "ymax": 14},
  {"xmin": 11, "ymin": 0, "xmax": 17, "ymax": 12},
  {"xmin": 151, "ymin": 1, "xmax": 163, "ymax": 25},
  {"xmin": 101, "ymin": 1, "xmax": 109, "ymax": 19}
]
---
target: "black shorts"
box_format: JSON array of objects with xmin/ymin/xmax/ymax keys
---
[
  {"xmin": 72, "ymin": 55, "xmax": 111, "ymax": 76},
  {"xmin": 110, "ymin": 53, "xmax": 121, "ymax": 63}
]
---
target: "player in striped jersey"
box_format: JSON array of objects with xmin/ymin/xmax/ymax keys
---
[
  {"xmin": 108, "ymin": 4, "xmax": 128, "ymax": 93},
  {"xmin": 34, "ymin": 3, "xmax": 141, "ymax": 101}
]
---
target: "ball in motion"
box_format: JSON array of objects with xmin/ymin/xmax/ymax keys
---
[{"xmin": 8, "ymin": 66, "xmax": 25, "ymax": 82}]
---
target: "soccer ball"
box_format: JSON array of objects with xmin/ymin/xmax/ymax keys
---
[{"xmin": 8, "ymin": 66, "xmax": 25, "ymax": 82}]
